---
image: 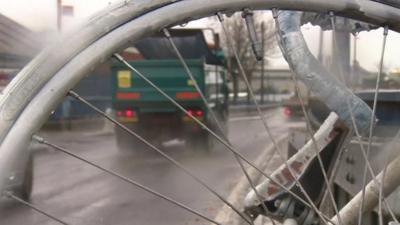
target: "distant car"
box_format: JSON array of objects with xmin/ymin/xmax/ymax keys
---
[{"xmin": 281, "ymin": 94, "xmax": 306, "ymax": 118}]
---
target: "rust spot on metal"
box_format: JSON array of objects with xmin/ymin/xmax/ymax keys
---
[
  {"xmin": 282, "ymin": 168, "xmax": 295, "ymax": 181},
  {"xmin": 276, "ymin": 174, "xmax": 284, "ymax": 184},
  {"xmin": 267, "ymin": 185, "xmax": 279, "ymax": 196},
  {"xmin": 291, "ymin": 161, "xmax": 303, "ymax": 173},
  {"xmin": 328, "ymin": 129, "xmax": 339, "ymax": 139}
]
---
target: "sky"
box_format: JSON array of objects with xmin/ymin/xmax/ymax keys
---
[
  {"xmin": 0, "ymin": 0, "xmax": 119, "ymax": 31},
  {"xmin": 0, "ymin": 0, "xmax": 399, "ymax": 71}
]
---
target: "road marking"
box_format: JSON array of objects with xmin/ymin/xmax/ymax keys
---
[{"xmin": 212, "ymin": 134, "xmax": 288, "ymax": 225}]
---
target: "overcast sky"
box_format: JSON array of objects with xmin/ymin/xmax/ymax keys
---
[
  {"xmin": 0, "ymin": 0, "xmax": 121, "ymax": 31},
  {"xmin": 1, "ymin": 0, "xmax": 399, "ymax": 71}
]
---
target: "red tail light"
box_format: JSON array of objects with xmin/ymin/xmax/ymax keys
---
[
  {"xmin": 183, "ymin": 109, "xmax": 203, "ymax": 123},
  {"xmin": 283, "ymin": 107, "xmax": 292, "ymax": 117},
  {"xmin": 195, "ymin": 110, "xmax": 203, "ymax": 117},
  {"xmin": 116, "ymin": 92, "xmax": 141, "ymax": 99},
  {"xmin": 117, "ymin": 109, "xmax": 138, "ymax": 122},
  {"xmin": 186, "ymin": 109, "xmax": 203, "ymax": 117},
  {"xmin": 176, "ymin": 91, "xmax": 200, "ymax": 99},
  {"xmin": 125, "ymin": 109, "xmax": 135, "ymax": 118}
]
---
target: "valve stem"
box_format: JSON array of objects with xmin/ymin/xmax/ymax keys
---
[{"xmin": 242, "ymin": 8, "xmax": 263, "ymax": 61}]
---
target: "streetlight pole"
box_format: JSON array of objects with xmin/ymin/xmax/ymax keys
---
[
  {"xmin": 57, "ymin": 0, "xmax": 62, "ymax": 32},
  {"xmin": 352, "ymin": 33, "xmax": 358, "ymax": 88},
  {"xmin": 261, "ymin": 21, "xmax": 265, "ymax": 104}
]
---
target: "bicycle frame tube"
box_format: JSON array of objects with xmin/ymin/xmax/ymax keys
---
[{"xmin": 277, "ymin": 11, "xmax": 373, "ymax": 134}]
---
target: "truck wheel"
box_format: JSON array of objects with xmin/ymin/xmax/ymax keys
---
[
  {"xmin": 187, "ymin": 132, "xmax": 214, "ymax": 152},
  {"xmin": 115, "ymin": 125, "xmax": 147, "ymax": 153}
]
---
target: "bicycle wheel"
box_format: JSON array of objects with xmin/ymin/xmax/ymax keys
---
[{"xmin": 1, "ymin": 1, "xmax": 400, "ymax": 225}]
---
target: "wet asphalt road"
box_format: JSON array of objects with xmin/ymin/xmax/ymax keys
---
[{"xmin": 0, "ymin": 108, "xmax": 303, "ymax": 225}]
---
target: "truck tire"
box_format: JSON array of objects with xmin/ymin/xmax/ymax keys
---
[
  {"xmin": 114, "ymin": 124, "xmax": 147, "ymax": 153},
  {"xmin": 186, "ymin": 132, "xmax": 214, "ymax": 152}
]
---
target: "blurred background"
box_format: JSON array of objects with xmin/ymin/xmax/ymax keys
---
[{"xmin": 1, "ymin": 1, "xmax": 400, "ymax": 225}]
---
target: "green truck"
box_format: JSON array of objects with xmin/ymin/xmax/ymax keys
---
[{"xmin": 112, "ymin": 29, "xmax": 228, "ymax": 151}]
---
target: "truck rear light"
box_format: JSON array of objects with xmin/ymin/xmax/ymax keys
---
[
  {"xmin": 183, "ymin": 108, "xmax": 203, "ymax": 122},
  {"xmin": 117, "ymin": 109, "xmax": 138, "ymax": 122},
  {"xmin": 283, "ymin": 106, "xmax": 292, "ymax": 117},
  {"xmin": 195, "ymin": 110, "xmax": 203, "ymax": 117},
  {"xmin": 186, "ymin": 109, "xmax": 202, "ymax": 117},
  {"xmin": 125, "ymin": 109, "xmax": 135, "ymax": 118},
  {"xmin": 176, "ymin": 91, "xmax": 200, "ymax": 99},
  {"xmin": 116, "ymin": 92, "xmax": 141, "ymax": 99}
]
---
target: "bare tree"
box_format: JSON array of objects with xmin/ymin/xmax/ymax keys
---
[{"xmin": 213, "ymin": 12, "xmax": 279, "ymax": 104}]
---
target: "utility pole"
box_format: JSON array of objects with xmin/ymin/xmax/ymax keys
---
[
  {"xmin": 57, "ymin": 0, "xmax": 62, "ymax": 31},
  {"xmin": 352, "ymin": 34, "xmax": 358, "ymax": 88},
  {"xmin": 261, "ymin": 22, "xmax": 265, "ymax": 104},
  {"xmin": 332, "ymin": 18, "xmax": 351, "ymax": 86},
  {"xmin": 318, "ymin": 29, "xmax": 324, "ymax": 62}
]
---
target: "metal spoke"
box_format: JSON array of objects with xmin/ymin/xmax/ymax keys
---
[
  {"xmin": 378, "ymin": 130, "xmax": 400, "ymax": 225},
  {"xmin": 3, "ymin": 191, "xmax": 70, "ymax": 225},
  {"xmin": 217, "ymin": 12, "xmax": 332, "ymax": 225},
  {"xmin": 271, "ymin": 9, "xmax": 344, "ymax": 225},
  {"xmin": 272, "ymin": 8, "xmax": 336, "ymax": 216},
  {"xmin": 361, "ymin": 24, "xmax": 389, "ymax": 225},
  {"xmin": 32, "ymin": 135, "xmax": 222, "ymax": 225},
  {"xmin": 292, "ymin": 76, "xmax": 345, "ymax": 225},
  {"xmin": 349, "ymin": 114, "xmax": 398, "ymax": 224},
  {"xmin": 328, "ymin": 12, "xmax": 398, "ymax": 224},
  {"xmin": 112, "ymin": 53, "xmax": 335, "ymax": 223},
  {"xmin": 378, "ymin": 162, "xmax": 388, "ymax": 225},
  {"xmin": 162, "ymin": 28, "xmax": 272, "ymax": 220},
  {"xmin": 328, "ymin": 14, "xmax": 397, "ymax": 223},
  {"xmin": 162, "ymin": 28, "xmax": 226, "ymax": 137},
  {"xmin": 67, "ymin": 91, "xmax": 252, "ymax": 225}
]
